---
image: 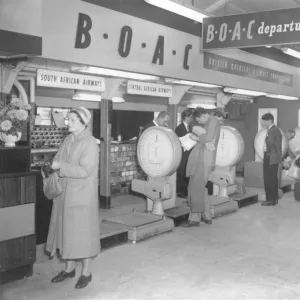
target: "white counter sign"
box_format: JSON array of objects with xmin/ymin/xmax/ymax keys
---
[
  {"xmin": 37, "ymin": 69, "xmax": 105, "ymax": 92},
  {"xmin": 127, "ymin": 81, "xmax": 172, "ymax": 97}
]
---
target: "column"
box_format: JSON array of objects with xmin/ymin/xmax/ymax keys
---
[
  {"xmin": 99, "ymin": 99, "xmax": 113, "ymax": 209},
  {"xmin": 167, "ymin": 104, "xmax": 178, "ymax": 131},
  {"xmin": 0, "ymin": 63, "xmax": 8, "ymax": 103}
]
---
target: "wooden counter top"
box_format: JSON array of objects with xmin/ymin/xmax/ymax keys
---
[{"xmin": 0, "ymin": 170, "xmax": 39, "ymax": 178}]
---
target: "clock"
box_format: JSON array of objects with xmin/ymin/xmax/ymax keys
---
[
  {"xmin": 137, "ymin": 127, "xmax": 182, "ymax": 178},
  {"xmin": 216, "ymin": 126, "xmax": 244, "ymax": 168}
]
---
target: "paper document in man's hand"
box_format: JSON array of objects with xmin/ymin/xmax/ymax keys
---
[{"xmin": 179, "ymin": 133, "xmax": 197, "ymax": 151}]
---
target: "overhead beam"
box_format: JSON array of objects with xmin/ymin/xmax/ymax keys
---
[
  {"xmin": 2, "ymin": 61, "xmax": 28, "ymax": 94},
  {"xmin": 169, "ymin": 85, "xmax": 192, "ymax": 105},
  {"xmin": 103, "ymin": 78, "xmax": 126, "ymax": 100},
  {"xmin": 204, "ymin": 0, "xmax": 229, "ymax": 13}
]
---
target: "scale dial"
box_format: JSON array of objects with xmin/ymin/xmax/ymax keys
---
[
  {"xmin": 137, "ymin": 127, "xmax": 182, "ymax": 178},
  {"xmin": 216, "ymin": 126, "xmax": 244, "ymax": 168},
  {"xmin": 289, "ymin": 127, "xmax": 300, "ymax": 156}
]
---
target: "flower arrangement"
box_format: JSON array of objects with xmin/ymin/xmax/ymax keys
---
[{"xmin": 0, "ymin": 98, "xmax": 31, "ymax": 136}]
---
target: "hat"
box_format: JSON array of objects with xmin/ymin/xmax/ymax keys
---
[{"xmin": 71, "ymin": 107, "xmax": 91, "ymax": 125}]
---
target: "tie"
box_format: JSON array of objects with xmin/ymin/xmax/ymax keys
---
[
  {"xmin": 186, "ymin": 124, "xmax": 190, "ymax": 133},
  {"xmin": 264, "ymin": 129, "xmax": 269, "ymax": 152}
]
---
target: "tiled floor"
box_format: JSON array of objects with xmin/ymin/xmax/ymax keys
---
[{"xmin": 2, "ymin": 191, "xmax": 300, "ymax": 299}]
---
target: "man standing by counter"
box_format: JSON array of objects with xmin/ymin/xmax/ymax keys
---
[
  {"xmin": 142, "ymin": 111, "xmax": 170, "ymax": 132},
  {"xmin": 260, "ymin": 113, "xmax": 282, "ymax": 207}
]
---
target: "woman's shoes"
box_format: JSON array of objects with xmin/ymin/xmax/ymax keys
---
[
  {"xmin": 51, "ymin": 270, "xmax": 92, "ymax": 289},
  {"xmin": 75, "ymin": 274, "xmax": 92, "ymax": 289},
  {"xmin": 51, "ymin": 269, "xmax": 76, "ymax": 283}
]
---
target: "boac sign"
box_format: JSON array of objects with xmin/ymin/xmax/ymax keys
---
[{"xmin": 203, "ymin": 7, "xmax": 300, "ymax": 50}]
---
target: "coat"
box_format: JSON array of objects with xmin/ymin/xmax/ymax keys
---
[
  {"xmin": 46, "ymin": 128, "xmax": 100, "ymax": 259},
  {"xmin": 186, "ymin": 143, "xmax": 206, "ymax": 212},
  {"xmin": 186, "ymin": 116, "xmax": 220, "ymax": 213},
  {"xmin": 197, "ymin": 115, "xmax": 220, "ymax": 167},
  {"xmin": 265, "ymin": 125, "xmax": 282, "ymax": 165}
]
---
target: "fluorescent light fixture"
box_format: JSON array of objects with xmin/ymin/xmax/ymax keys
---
[
  {"xmin": 266, "ymin": 94, "xmax": 299, "ymax": 100},
  {"xmin": 144, "ymin": 0, "xmax": 208, "ymax": 23},
  {"xmin": 165, "ymin": 78, "xmax": 221, "ymax": 88},
  {"xmin": 224, "ymin": 87, "xmax": 266, "ymax": 97},
  {"xmin": 72, "ymin": 91, "xmax": 101, "ymax": 102},
  {"xmin": 231, "ymin": 94, "xmax": 253, "ymax": 101},
  {"xmin": 73, "ymin": 92, "xmax": 126, "ymax": 103},
  {"xmin": 281, "ymin": 47, "xmax": 300, "ymax": 59},
  {"xmin": 187, "ymin": 103, "xmax": 216, "ymax": 109},
  {"xmin": 112, "ymin": 96, "xmax": 125, "ymax": 103},
  {"xmin": 71, "ymin": 66, "xmax": 160, "ymax": 81}
]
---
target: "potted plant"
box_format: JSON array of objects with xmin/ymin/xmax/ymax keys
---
[{"xmin": 0, "ymin": 98, "xmax": 31, "ymax": 147}]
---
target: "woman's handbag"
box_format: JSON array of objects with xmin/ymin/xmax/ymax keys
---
[
  {"xmin": 287, "ymin": 163, "xmax": 300, "ymax": 180},
  {"xmin": 41, "ymin": 163, "xmax": 63, "ymax": 200},
  {"xmin": 287, "ymin": 155, "xmax": 300, "ymax": 180}
]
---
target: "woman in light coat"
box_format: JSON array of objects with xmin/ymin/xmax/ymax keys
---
[{"xmin": 46, "ymin": 107, "xmax": 100, "ymax": 289}]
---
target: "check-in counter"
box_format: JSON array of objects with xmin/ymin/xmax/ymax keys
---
[{"xmin": 0, "ymin": 152, "xmax": 38, "ymax": 285}]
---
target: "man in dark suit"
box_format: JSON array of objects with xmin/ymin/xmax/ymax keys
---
[
  {"xmin": 260, "ymin": 113, "xmax": 282, "ymax": 206},
  {"xmin": 175, "ymin": 109, "xmax": 193, "ymax": 198},
  {"xmin": 142, "ymin": 111, "xmax": 170, "ymax": 133}
]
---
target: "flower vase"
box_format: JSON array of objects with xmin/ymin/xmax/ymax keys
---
[{"xmin": 0, "ymin": 132, "xmax": 22, "ymax": 147}]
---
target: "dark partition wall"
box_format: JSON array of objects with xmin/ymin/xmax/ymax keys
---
[{"xmin": 93, "ymin": 110, "xmax": 154, "ymax": 141}]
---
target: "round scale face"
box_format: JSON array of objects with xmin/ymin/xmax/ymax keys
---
[
  {"xmin": 138, "ymin": 127, "xmax": 181, "ymax": 178},
  {"xmin": 289, "ymin": 127, "xmax": 300, "ymax": 156},
  {"xmin": 254, "ymin": 128, "xmax": 288, "ymax": 161},
  {"xmin": 216, "ymin": 126, "xmax": 244, "ymax": 168}
]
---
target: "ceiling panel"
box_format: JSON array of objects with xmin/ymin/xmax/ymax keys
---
[
  {"xmin": 193, "ymin": 0, "xmax": 300, "ymax": 14},
  {"xmin": 229, "ymin": 0, "xmax": 299, "ymax": 13}
]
